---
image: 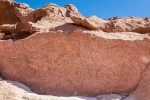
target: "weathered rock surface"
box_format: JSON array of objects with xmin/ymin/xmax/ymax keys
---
[
  {"xmin": 70, "ymin": 15, "xmax": 107, "ymax": 30},
  {"xmin": 0, "ymin": 77, "xmax": 125, "ymax": 100},
  {"xmin": 33, "ymin": 3, "xmax": 79, "ymax": 24},
  {"xmin": 104, "ymin": 17, "xmax": 150, "ymax": 33},
  {"xmin": 0, "ymin": 0, "xmax": 33, "ymax": 25},
  {"xmin": 71, "ymin": 15, "xmax": 150, "ymax": 33},
  {"xmin": 0, "ymin": 22, "xmax": 33, "ymax": 40},
  {"xmin": 97, "ymin": 94, "xmax": 122, "ymax": 100},
  {"xmin": 0, "ymin": 77, "xmax": 97, "ymax": 100},
  {"xmin": 0, "ymin": 0, "xmax": 150, "ymax": 100},
  {"xmin": 0, "ymin": 30, "xmax": 149, "ymax": 97}
]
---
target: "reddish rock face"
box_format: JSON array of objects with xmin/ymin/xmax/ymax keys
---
[
  {"xmin": 0, "ymin": 0, "xmax": 21, "ymax": 25},
  {"xmin": 0, "ymin": 0, "xmax": 33, "ymax": 25},
  {"xmin": 0, "ymin": 0, "xmax": 150, "ymax": 99},
  {"xmin": 0, "ymin": 30, "xmax": 149, "ymax": 96}
]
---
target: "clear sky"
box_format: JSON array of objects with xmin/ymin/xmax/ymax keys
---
[{"xmin": 15, "ymin": 0, "xmax": 150, "ymax": 19}]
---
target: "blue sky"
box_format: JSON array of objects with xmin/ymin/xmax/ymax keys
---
[{"xmin": 15, "ymin": 0, "xmax": 150, "ymax": 19}]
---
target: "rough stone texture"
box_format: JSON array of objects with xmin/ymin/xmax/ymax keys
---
[
  {"xmin": 132, "ymin": 27, "xmax": 150, "ymax": 34},
  {"xmin": 0, "ymin": 0, "xmax": 33, "ymax": 25},
  {"xmin": 0, "ymin": 0, "xmax": 150, "ymax": 100},
  {"xmin": 0, "ymin": 77, "xmax": 124, "ymax": 100},
  {"xmin": 0, "ymin": 0, "xmax": 20, "ymax": 25},
  {"xmin": 97, "ymin": 94, "xmax": 122, "ymax": 100},
  {"xmin": 0, "ymin": 77, "xmax": 33, "ymax": 100},
  {"xmin": 0, "ymin": 77, "xmax": 97, "ymax": 100},
  {"xmin": 125, "ymin": 63, "xmax": 150, "ymax": 100},
  {"xmin": 0, "ymin": 30, "xmax": 149, "ymax": 97},
  {"xmin": 71, "ymin": 15, "xmax": 150, "ymax": 33},
  {"xmin": 33, "ymin": 3, "xmax": 79, "ymax": 23},
  {"xmin": 1, "ymin": 0, "xmax": 150, "ymax": 34},
  {"xmin": 0, "ymin": 22, "xmax": 33, "ymax": 40},
  {"xmin": 104, "ymin": 17, "xmax": 150, "ymax": 33},
  {"xmin": 70, "ymin": 15, "xmax": 107, "ymax": 30}
]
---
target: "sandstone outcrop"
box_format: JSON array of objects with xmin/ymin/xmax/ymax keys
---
[
  {"xmin": 0, "ymin": 30, "xmax": 149, "ymax": 97},
  {"xmin": 0, "ymin": 0, "xmax": 150, "ymax": 100},
  {"xmin": 71, "ymin": 15, "xmax": 99, "ymax": 30},
  {"xmin": 0, "ymin": 0, "xmax": 33, "ymax": 25},
  {"xmin": 71, "ymin": 15, "xmax": 150, "ymax": 33},
  {"xmin": 0, "ymin": 22, "xmax": 33, "ymax": 40},
  {"xmin": 33, "ymin": 3, "xmax": 79, "ymax": 22},
  {"xmin": 104, "ymin": 17, "xmax": 150, "ymax": 33},
  {"xmin": 70, "ymin": 15, "xmax": 108, "ymax": 30}
]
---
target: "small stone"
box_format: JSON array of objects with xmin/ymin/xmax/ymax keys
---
[{"xmin": 97, "ymin": 94, "xmax": 122, "ymax": 100}]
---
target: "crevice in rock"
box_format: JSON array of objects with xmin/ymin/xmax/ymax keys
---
[
  {"xmin": 0, "ymin": 31, "xmax": 33, "ymax": 41},
  {"xmin": 1, "ymin": 35, "xmax": 13, "ymax": 40},
  {"xmin": 13, "ymin": 31, "xmax": 33, "ymax": 40},
  {"xmin": 0, "ymin": 22, "xmax": 35, "ymax": 41},
  {"xmin": 131, "ymin": 27, "xmax": 150, "ymax": 34}
]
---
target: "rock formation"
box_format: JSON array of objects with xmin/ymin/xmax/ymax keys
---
[
  {"xmin": 71, "ymin": 15, "xmax": 150, "ymax": 33},
  {"xmin": 0, "ymin": 0, "xmax": 150, "ymax": 100},
  {"xmin": 0, "ymin": 0, "xmax": 33, "ymax": 25},
  {"xmin": 0, "ymin": 77, "xmax": 98, "ymax": 100}
]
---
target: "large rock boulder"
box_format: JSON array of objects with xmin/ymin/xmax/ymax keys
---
[
  {"xmin": 0, "ymin": 22, "xmax": 33, "ymax": 40},
  {"xmin": 0, "ymin": 0, "xmax": 20, "ymax": 25},
  {"xmin": 0, "ymin": 29, "xmax": 149, "ymax": 97},
  {"xmin": 0, "ymin": 0, "xmax": 150, "ymax": 100},
  {"xmin": 70, "ymin": 14, "xmax": 108, "ymax": 30},
  {"xmin": 0, "ymin": 0, "xmax": 33, "ymax": 25},
  {"xmin": 71, "ymin": 15, "xmax": 100, "ymax": 30},
  {"xmin": 33, "ymin": 3, "xmax": 79, "ymax": 22}
]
